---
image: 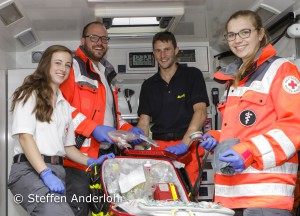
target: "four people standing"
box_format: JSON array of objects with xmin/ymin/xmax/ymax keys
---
[{"xmin": 8, "ymin": 9, "xmax": 300, "ymax": 216}]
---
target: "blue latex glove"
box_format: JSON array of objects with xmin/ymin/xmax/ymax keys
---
[
  {"xmin": 87, "ymin": 153, "xmax": 115, "ymax": 168},
  {"xmin": 219, "ymin": 148, "xmax": 245, "ymax": 173},
  {"xmin": 40, "ymin": 167, "xmax": 65, "ymax": 194},
  {"xmin": 129, "ymin": 127, "xmax": 144, "ymax": 145},
  {"xmin": 92, "ymin": 125, "xmax": 116, "ymax": 144},
  {"xmin": 165, "ymin": 142, "xmax": 188, "ymax": 155},
  {"xmin": 200, "ymin": 134, "xmax": 218, "ymax": 151}
]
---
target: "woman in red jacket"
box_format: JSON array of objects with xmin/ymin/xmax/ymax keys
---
[{"xmin": 201, "ymin": 10, "xmax": 300, "ymax": 216}]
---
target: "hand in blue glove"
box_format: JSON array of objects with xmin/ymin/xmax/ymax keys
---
[
  {"xmin": 219, "ymin": 148, "xmax": 245, "ymax": 173},
  {"xmin": 129, "ymin": 127, "xmax": 145, "ymax": 145},
  {"xmin": 164, "ymin": 142, "xmax": 188, "ymax": 155},
  {"xmin": 92, "ymin": 125, "xmax": 116, "ymax": 144},
  {"xmin": 40, "ymin": 167, "xmax": 65, "ymax": 194},
  {"xmin": 200, "ymin": 134, "xmax": 218, "ymax": 151},
  {"xmin": 87, "ymin": 153, "xmax": 115, "ymax": 168}
]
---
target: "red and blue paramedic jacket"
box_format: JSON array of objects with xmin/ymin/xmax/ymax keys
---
[
  {"xmin": 208, "ymin": 44, "xmax": 300, "ymax": 210},
  {"xmin": 60, "ymin": 47, "xmax": 132, "ymax": 170}
]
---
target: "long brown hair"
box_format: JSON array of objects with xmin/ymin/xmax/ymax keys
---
[
  {"xmin": 11, "ymin": 45, "xmax": 73, "ymax": 122},
  {"xmin": 225, "ymin": 10, "xmax": 269, "ymax": 87}
]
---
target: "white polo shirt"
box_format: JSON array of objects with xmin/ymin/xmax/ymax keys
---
[{"xmin": 11, "ymin": 90, "xmax": 75, "ymax": 156}]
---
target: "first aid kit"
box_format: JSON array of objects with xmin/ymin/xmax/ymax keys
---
[
  {"xmin": 153, "ymin": 183, "xmax": 179, "ymax": 201},
  {"xmin": 100, "ymin": 157, "xmax": 235, "ymax": 216},
  {"xmin": 123, "ymin": 149, "xmax": 192, "ymax": 165}
]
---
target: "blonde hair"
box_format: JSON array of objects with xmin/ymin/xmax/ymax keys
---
[{"xmin": 225, "ymin": 10, "xmax": 269, "ymax": 87}]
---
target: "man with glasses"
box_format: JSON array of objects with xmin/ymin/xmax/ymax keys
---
[{"xmin": 60, "ymin": 21, "xmax": 144, "ymax": 216}]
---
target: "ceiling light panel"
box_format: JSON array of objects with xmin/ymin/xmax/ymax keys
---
[
  {"xmin": 14, "ymin": 28, "xmax": 37, "ymax": 47},
  {"xmin": 94, "ymin": 3, "xmax": 184, "ymax": 17},
  {"xmin": 113, "ymin": 17, "xmax": 159, "ymax": 26},
  {"xmin": 0, "ymin": 2, "xmax": 23, "ymax": 26}
]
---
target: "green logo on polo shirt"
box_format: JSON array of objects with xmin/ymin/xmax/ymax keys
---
[{"xmin": 177, "ymin": 93, "xmax": 185, "ymax": 99}]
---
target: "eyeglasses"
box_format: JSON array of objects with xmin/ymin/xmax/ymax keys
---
[
  {"xmin": 84, "ymin": 35, "xmax": 110, "ymax": 44},
  {"xmin": 224, "ymin": 28, "xmax": 258, "ymax": 42}
]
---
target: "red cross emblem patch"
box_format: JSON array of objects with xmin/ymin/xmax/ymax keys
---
[{"xmin": 282, "ymin": 76, "xmax": 300, "ymax": 94}]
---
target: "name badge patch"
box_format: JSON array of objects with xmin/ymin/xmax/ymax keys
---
[
  {"xmin": 282, "ymin": 76, "xmax": 300, "ymax": 94},
  {"xmin": 239, "ymin": 110, "xmax": 256, "ymax": 127}
]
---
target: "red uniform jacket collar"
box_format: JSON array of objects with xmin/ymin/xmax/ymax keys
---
[
  {"xmin": 75, "ymin": 46, "xmax": 117, "ymax": 85},
  {"xmin": 214, "ymin": 44, "xmax": 277, "ymax": 83},
  {"xmin": 76, "ymin": 46, "xmax": 89, "ymax": 63}
]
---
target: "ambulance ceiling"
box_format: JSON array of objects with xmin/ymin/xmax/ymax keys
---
[{"xmin": 0, "ymin": 0, "xmax": 299, "ymax": 52}]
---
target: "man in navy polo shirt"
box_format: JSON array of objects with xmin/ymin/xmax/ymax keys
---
[{"xmin": 137, "ymin": 31, "xmax": 209, "ymax": 185}]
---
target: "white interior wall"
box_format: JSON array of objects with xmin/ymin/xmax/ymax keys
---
[
  {"xmin": 176, "ymin": 5, "xmax": 207, "ymax": 39},
  {"xmin": 15, "ymin": 41, "xmax": 81, "ymax": 68},
  {"xmin": 0, "ymin": 50, "xmax": 16, "ymax": 69},
  {"xmin": 0, "ymin": 69, "xmax": 7, "ymax": 216},
  {"xmin": 274, "ymin": 37, "xmax": 297, "ymax": 59},
  {"xmin": 15, "ymin": 39, "xmax": 211, "ymax": 71},
  {"xmin": 0, "ymin": 44, "xmax": 16, "ymax": 215}
]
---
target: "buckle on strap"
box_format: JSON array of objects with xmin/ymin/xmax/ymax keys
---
[
  {"xmin": 51, "ymin": 156, "xmax": 60, "ymax": 164},
  {"xmin": 16, "ymin": 154, "xmax": 22, "ymax": 163},
  {"xmin": 41, "ymin": 155, "xmax": 62, "ymax": 165}
]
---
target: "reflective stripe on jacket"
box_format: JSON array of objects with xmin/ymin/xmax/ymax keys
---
[
  {"xmin": 211, "ymin": 44, "xmax": 300, "ymax": 210},
  {"xmin": 60, "ymin": 46, "xmax": 132, "ymax": 170}
]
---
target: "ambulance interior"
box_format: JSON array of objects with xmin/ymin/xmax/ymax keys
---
[{"xmin": 1, "ymin": 0, "xmax": 300, "ymax": 215}]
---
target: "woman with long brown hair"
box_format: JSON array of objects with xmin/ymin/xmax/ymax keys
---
[
  {"xmin": 201, "ymin": 10, "xmax": 300, "ymax": 215},
  {"xmin": 8, "ymin": 45, "xmax": 114, "ymax": 216}
]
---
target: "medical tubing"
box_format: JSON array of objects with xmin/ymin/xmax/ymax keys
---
[{"xmin": 191, "ymin": 141, "xmax": 214, "ymax": 202}]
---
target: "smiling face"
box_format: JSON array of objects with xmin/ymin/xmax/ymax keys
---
[
  {"xmin": 226, "ymin": 16, "xmax": 264, "ymax": 63},
  {"xmin": 81, "ymin": 23, "xmax": 108, "ymax": 63},
  {"xmin": 153, "ymin": 40, "xmax": 179, "ymax": 71},
  {"xmin": 49, "ymin": 51, "xmax": 72, "ymax": 90}
]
